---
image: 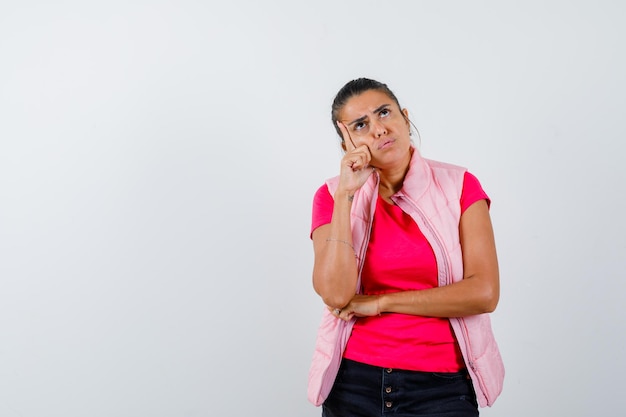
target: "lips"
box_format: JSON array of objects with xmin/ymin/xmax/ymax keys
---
[{"xmin": 378, "ymin": 138, "xmax": 395, "ymax": 150}]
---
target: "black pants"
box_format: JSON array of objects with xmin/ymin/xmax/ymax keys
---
[{"xmin": 322, "ymin": 359, "xmax": 479, "ymax": 417}]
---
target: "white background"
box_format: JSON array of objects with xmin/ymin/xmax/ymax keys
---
[{"xmin": 1, "ymin": 1, "xmax": 625, "ymax": 416}]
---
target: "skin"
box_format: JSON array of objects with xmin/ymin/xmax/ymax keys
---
[{"xmin": 312, "ymin": 89, "xmax": 500, "ymax": 321}]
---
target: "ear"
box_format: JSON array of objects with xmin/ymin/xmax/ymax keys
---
[{"xmin": 402, "ymin": 108, "xmax": 410, "ymax": 126}]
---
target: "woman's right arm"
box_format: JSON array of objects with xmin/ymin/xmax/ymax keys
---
[
  {"xmin": 312, "ymin": 122, "xmax": 374, "ymax": 309},
  {"xmin": 312, "ymin": 190, "xmax": 359, "ymax": 309}
]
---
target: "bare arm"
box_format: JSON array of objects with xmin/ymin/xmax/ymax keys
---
[
  {"xmin": 311, "ymin": 197, "xmax": 358, "ymax": 308},
  {"xmin": 312, "ymin": 123, "xmax": 374, "ymax": 309},
  {"xmin": 333, "ymin": 199, "xmax": 499, "ymax": 320}
]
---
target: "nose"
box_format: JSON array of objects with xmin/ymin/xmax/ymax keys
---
[{"xmin": 370, "ymin": 119, "xmax": 387, "ymax": 138}]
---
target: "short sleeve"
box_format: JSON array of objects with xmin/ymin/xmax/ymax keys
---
[
  {"xmin": 460, "ymin": 171, "xmax": 490, "ymax": 213},
  {"xmin": 311, "ymin": 184, "xmax": 334, "ymax": 237}
]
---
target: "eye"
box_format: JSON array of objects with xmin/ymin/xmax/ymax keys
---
[
  {"xmin": 354, "ymin": 121, "xmax": 367, "ymax": 131},
  {"xmin": 379, "ymin": 108, "xmax": 391, "ymax": 118}
]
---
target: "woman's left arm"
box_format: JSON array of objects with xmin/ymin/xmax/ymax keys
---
[{"xmin": 334, "ymin": 199, "xmax": 499, "ymax": 320}]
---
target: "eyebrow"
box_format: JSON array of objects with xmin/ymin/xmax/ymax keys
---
[{"xmin": 347, "ymin": 104, "xmax": 391, "ymax": 126}]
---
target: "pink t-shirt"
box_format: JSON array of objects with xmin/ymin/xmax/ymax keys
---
[{"xmin": 310, "ymin": 171, "xmax": 489, "ymax": 372}]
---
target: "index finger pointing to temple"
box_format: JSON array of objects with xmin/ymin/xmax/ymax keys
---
[{"xmin": 337, "ymin": 122, "xmax": 357, "ymax": 151}]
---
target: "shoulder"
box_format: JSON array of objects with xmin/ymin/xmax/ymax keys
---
[
  {"xmin": 324, "ymin": 175, "xmax": 340, "ymax": 196},
  {"xmin": 424, "ymin": 158, "xmax": 467, "ymax": 174},
  {"xmin": 463, "ymin": 171, "xmax": 483, "ymax": 188},
  {"xmin": 461, "ymin": 171, "xmax": 490, "ymax": 210},
  {"xmin": 423, "ymin": 158, "xmax": 467, "ymax": 194},
  {"xmin": 313, "ymin": 183, "xmax": 333, "ymax": 203}
]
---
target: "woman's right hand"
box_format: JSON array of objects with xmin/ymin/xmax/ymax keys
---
[{"xmin": 336, "ymin": 122, "xmax": 375, "ymax": 197}]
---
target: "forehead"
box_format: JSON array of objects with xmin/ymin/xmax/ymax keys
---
[{"xmin": 340, "ymin": 90, "xmax": 395, "ymax": 120}]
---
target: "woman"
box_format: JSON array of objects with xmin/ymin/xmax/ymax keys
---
[{"xmin": 308, "ymin": 78, "xmax": 504, "ymax": 417}]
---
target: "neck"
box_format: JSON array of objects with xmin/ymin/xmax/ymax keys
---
[{"xmin": 377, "ymin": 147, "xmax": 413, "ymax": 199}]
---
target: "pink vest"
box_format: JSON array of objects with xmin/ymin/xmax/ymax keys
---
[{"xmin": 308, "ymin": 149, "xmax": 504, "ymax": 407}]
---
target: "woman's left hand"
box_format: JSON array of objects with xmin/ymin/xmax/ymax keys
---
[{"xmin": 329, "ymin": 294, "xmax": 381, "ymax": 321}]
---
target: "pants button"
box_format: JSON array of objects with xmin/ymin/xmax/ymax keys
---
[
  {"xmin": 386, "ymin": 368, "xmax": 393, "ymax": 374},
  {"xmin": 385, "ymin": 386, "xmax": 392, "ymax": 393},
  {"xmin": 385, "ymin": 401, "xmax": 393, "ymax": 408}
]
